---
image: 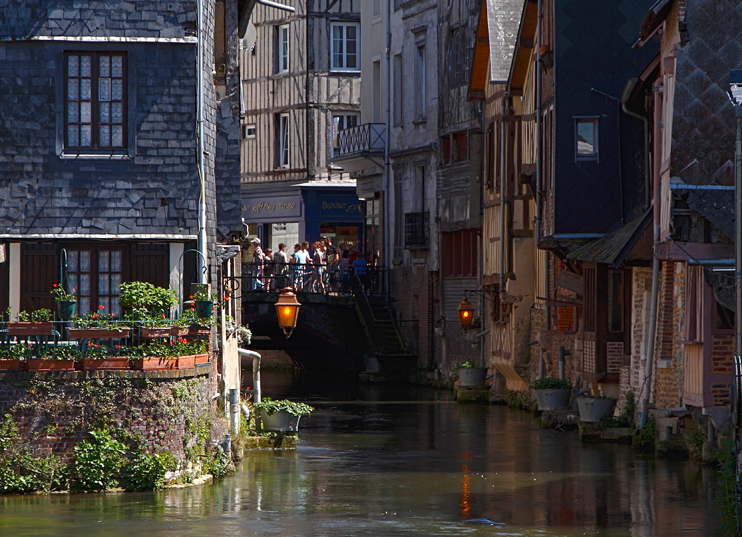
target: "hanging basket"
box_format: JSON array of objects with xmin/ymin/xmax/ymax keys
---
[
  {"xmin": 194, "ymin": 300, "xmax": 213, "ymax": 319},
  {"xmin": 56, "ymin": 300, "xmax": 77, "ymax": 321}
]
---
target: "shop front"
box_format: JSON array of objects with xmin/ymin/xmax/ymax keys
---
[
  {"xmin": 241, "ymin": 190, "xmax": 304, "ymax": 257},
  {"xmin": 300, "ymin": 184, "xmax": 364, "ymax": 257}
]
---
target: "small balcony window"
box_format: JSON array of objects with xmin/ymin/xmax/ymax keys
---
[{"xmin": 575, "ymin": 117, "xmax": 598, "ymax": 161}]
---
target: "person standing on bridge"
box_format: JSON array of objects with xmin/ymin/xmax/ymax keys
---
[
  {"xmin": 273, "ymin": 243, "xmax": 289, "ymax": 290},
  {"xmin": 251, "ymin": 238, "xmax": 264, "ymax": 291},
  {"xmin": 292, "ymin": 242, "xmax": 310, "ymax": 291}
]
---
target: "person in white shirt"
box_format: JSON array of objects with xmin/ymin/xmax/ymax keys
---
[
  {"xmin": 273, "ymin": 243, "xmax": 289, "ymax": 290},
  {"xmin": 251, "ymin": 238, "xmax": 264, "ymax": 290}
]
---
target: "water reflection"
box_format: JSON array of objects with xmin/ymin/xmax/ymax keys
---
[{"xmin": 0, "ymin": 370, "xmax": 721, "ymax": 536}]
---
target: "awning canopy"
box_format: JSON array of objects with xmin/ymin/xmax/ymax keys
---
[{"xmin": 567, "ymin": 208, "xmax": 652, "ymax": 267}]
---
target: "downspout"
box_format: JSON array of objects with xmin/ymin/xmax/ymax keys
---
[
  {"xmin": 621, "ymin": 102, "xmax": 650, "ymax": 211},
  {"xmin": 384, "ymin": 0, "xmax": 391, "ymax": 302},
  {"xmin": 197, "ymin": 0, "xmax": 207, "ymax": 285},
  {"xmin": 500, "ymin": 93, "xmax": 508, "ymax": 304},
  {"xmin": 640, "ymin": 80, "xmax": 662, "ymax": 429},
  {"xmin": 536, "ymin": 0, "xmax": 548, "ymax": 332},
  {"xmin": 480, "ymin": 102, "xmax": 486, "ymax": 369}
]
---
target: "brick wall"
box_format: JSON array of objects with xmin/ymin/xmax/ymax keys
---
[
  {"xmin": 624, "ymin": 267, "xmax": 652, "ymax": 412},
  {"xmin": 654, "ymin": 261, "xmax": 683, "ymax": 409},
  {"xmin": 711, "ymin": 334, "xmax": 733, "ymax": 407},
  {"xmin": 390, "ymin": 265, "xmax": 437, "ymax": 369},
  {"xmin": 0, "ymin": 364, "xmax": 219, "ymax": 465}
]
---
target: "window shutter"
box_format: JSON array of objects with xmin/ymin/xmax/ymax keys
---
[
  {"xmin": 21, "ymin": 243, "xmax": 58, "ymax": 313},
  {"xmin": 130, "ymin": 243, "xmax": 169, "ymax": 288}
]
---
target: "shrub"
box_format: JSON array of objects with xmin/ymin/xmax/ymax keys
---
[
  {"xmin": 531, "ymin": 377, "xmax": 572, "ymax": 390},
  {"xmin": 254, "ymin": 397, "xmax": 314, "ymax": 417},
  {"xmin": 72, "ymin": 428, "xmax": 126, "ymax": 491}
]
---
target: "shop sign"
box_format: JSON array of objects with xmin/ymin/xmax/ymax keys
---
[
  {"xmin": 318, "ymin": 195, "xmax": 362, "ymax": 218},
  {"xmin": 242, "ymin": 196, "xmax": 302, "ymax": 220}
]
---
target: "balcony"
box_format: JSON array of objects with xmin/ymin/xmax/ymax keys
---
[
  {"xmin": 332, "ymin": 124, "xmax": 386, "ymax": 175},
  {"xmin": 405, "ymin": 211, "xmax": 429, "ymax": 250}
]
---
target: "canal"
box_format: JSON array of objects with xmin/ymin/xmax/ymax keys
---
[{"xmin": 0, "ymin": 371, "xmax": 721, "ymax": 536}]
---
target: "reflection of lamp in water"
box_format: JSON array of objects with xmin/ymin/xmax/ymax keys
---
[
  {"xmin": 460, "ymin": 452, "xmax": 471, "ymax": 518},
  {"xmin": 275, "ymin": 287, "xmax": 300, "ymax": 338}
]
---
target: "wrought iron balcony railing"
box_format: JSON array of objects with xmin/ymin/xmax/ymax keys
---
[
  {"xmin": 405, "ymin": 211, "xmax": 429, "ymax": 250},
  {"xmin": 336, "ymin": 123, "xmax": 386, "ymax": 158}
]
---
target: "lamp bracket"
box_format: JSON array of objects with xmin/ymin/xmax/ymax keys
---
[{"xmin": 463, "ymin": 289, "xmax": 499, "ymax": 304}]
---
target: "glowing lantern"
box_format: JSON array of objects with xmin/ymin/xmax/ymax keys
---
[
  {"xmin": 458, "ymin": 297, "xmax": 474, "ymax": 327},
  {"xmin": 275, "ymin": 287, "xmax": 301, "ymax": 338}
]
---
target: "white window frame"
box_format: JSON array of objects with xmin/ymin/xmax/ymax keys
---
[
  {"xmin": 277, "ymin": 113, "xmax": 290, "ymax": 168},
  {"xmin": 244, "ymin": 124, "xmax": 256, "ymax": 139},
  {"xmin": 331, "ymin": 22, "xmax": 360, "ymax": 72},
  {"xmin": 277, "ymin": 24, "xmax": 289, "ymax": 74},
  {"xmin": 333, "ymin": 113, "xmax": 359, "ymax": 155},
  {"xmin": 574, "ymin": 116, "xmax": 599, "ymax": 161}
]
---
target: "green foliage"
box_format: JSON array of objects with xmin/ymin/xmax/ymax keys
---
[
  {"xmin": 634, "ymin": 416, "xmax": 656, "ymax": 448},
  {"xmin": 685, "ymin": 427, "xmax": 704, "ymax": 454},
  {"xmin": 622, "ymin": 390, "xmax": 635, "ymax": 424},
  {"xmin": 72, "ymin": 428, "xmax": 126, "ymax": 492},
  {"xmin": 51, "ymin": 283, "xmax": 77, "ymax": 302},
  {"xmin": 713, "ymin": 436, "xmax": 740, "ymax": 537},
  {"xmin": 125, "ymin": 339, "xmax": 209, "ymax": 358},
  {"xmin": 126, "ymin": 450, "xmax": 177, "ymax": 491},
  {"xmin": 30, "ymin": 309, "xmax": 52, "ymax": 322},
  {"xmin": 531, "ymin": 377, "xmax": 572, "ymax": 390},
  {"xmin": 253, "ymin": 397, "xmax": 314, "ymax": 417},
  {"xmin": 191, "ymin": 284, "xmax": 217, "ymax": 302},
  {"xmin": 203, "ymin": 447, "xmax": 233, "ymax": 478},
  {"xmin": 119, "ymin": 281, "xmax": 178, "ymax": 312},
  {"xmin": 453, "ymin": 359, "xmax": 487, "ymax": 370}
]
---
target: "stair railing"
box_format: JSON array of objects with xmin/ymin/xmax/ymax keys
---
[{"xmin": 349, "ymin": 269, "xmax": 407, "ymax": 355}]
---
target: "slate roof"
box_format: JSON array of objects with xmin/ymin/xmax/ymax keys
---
[
  {"xmin": 672, "ymin": 186, "xmax": 735, "ymax": 240},
  {"xmin": 485, "ymin": 0, "xmax": 526, "ymax": 83},
  {"xmin": 567, "ymin": 208, "xmax": 652, "ymax": 267}
]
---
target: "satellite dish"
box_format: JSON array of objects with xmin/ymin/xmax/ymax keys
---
[{"xmin": 243, "ymin": 21, "xmax": 257, "ymax": 50}]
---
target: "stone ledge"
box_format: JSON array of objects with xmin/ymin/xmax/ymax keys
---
[{"xmin": 0, "ymin": 362, "xmax": 213, "ymax": 381}]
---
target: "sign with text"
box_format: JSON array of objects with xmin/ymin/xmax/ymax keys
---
[
  {"xmin": 241, "ymin": 195, "xmax": 302, "ymax": 221},
  {"xmin": 318, "ymin": 194, "xmax": 362, "ymax": 219}
]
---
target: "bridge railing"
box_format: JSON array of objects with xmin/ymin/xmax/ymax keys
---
[{"xmin": 241, "ymin": 261, "xmax": 386, "ymax": 297}]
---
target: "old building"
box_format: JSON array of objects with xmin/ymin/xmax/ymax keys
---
[{"xmin": 240, "ymin": 0, "xmax": 363, "ymax": 253}]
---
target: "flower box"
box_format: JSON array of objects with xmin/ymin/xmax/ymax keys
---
[
  {"xmin": 171, "ymin": 327, "xmax": 189, "ymax": 337},
  {"xmin": 260, "ymin": 410, "xmax": 301, "ymax": 433},
  {"xmin": 0, "ymin": 359, "xmax": 23, "ymax": 370},
  {"xmin": 141, "ymin": 327, "xmax": 172, "ymax": 338},
  {"xmin": 80, "ymin": 357, "xmax": 131, "ymax": 371},
  {"xmin": 194, "ymin": 353, "xmax": 209, "ymax": 365},
  {"xmin": 26, "ymin": 359, "xmax": 76, "ymax": 371},
  {"xmin": 6, "ymin": 322, "xmax": 54, "ymax": 336},
  {"xmin": 132, "ymin": 354, "xmax": 197, "ymax": 371},
  {"xmin": 187, "ymin": 327, "xmax": 211, "ymax": 337},
  {"xmin": 69, "ymin": 328, "xmax": 131, "ymax": 339}
]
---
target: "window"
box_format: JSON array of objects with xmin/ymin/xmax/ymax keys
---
[
  {"xmin": 332, "ymin": 114, "xmax": 358, "ymax": 156},
  {"xmin": 373, "ymin": 0, "xmax": 381, "ymax": 17},
  {"xmin": 65, "ymin": 52, "xmax": 126, "ymax": 150},
  {"xmin": 394, "ymin": 0, "xmax": 402, "ymax": 11},
  {"xmin": 441, "ymin": 230, "xmax": 478, "ymax": 278},
  {"xmin": 575, "ymin": 117, "xmax": 598, "ymax": 161},
  {"xmin": 415, "ymin": 45, "xmax": 426, "ymax": 119},
  {"xmin": 373, "ymin": 61, "xmax": 381, "ymax": 123},
  {"xmin": 244, "ymin": 124, "xmax": 256, "ymax": 139},
  {"xmin": 331, "ymin": 23, "xmax": 359, "ymax": 71},
  {"xmin": 393, "ymin": 54, "xmax": 403, "ymax": 127},
  {"xmin": 685, "ymin": 266, "xmax": 703, "ymax": 341},
  {"xmin": 607, "ymin": 269, "xmax": 624, "ymax": 332},
  {"xmin": 276, "ymin": 113, "xmax": 289, "ymax": 168},
  {"xmin": 441, "ymin": 135, "xmax": 451, "ymax": 164},
  {"xmin": 455, "ymin": 131, "xmax": 468, "ymax": 162},
  {"xmin": 67, "ymin": 248, "xmax": 123, "ymax": 317},
  {"xmin": 276, "ymin": 24, "xmax": 289, "ymax": 74}
]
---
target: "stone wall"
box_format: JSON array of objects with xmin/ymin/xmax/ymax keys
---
[
  {"xmin": 711, "ymin": 334, "xmax": 733, "ymax": 407},
  {"xmin": 0, "ymin": 364, "xmax": 219, "ymax": 465},
  {"xmin": 390, "ymin": 265, "xmax": 437, "ymax": 370},
  {"xmin": 655, "ymin": 261, "xmax": 684, "ymax": 409}
]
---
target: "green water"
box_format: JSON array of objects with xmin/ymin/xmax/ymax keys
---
[{"xmin": 0, "ymin": 372, "xmax": 720, "ymax": 536}]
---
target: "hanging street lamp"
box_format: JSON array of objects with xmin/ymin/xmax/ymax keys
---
[
  {"xmin": 275, "ymin": 287, "xmax": 301, "ymax": 338},
  {"xmin": 458, "ymin": 297, "xmax": 474, "ymax": 328}
]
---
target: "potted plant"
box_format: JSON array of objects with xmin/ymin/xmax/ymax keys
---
[
  {"xmin": 69, "ymin": 307, "xmax": 131, "ymax": 339},
  {"xmin": 26, "ymin": 345, "xmax": 78, "ymax": 371},
  {"xmin": 6, "ymin": 308, "xmax": 54, "ymax": 336},
  {"xmin": 254, "ymin": 397, "xmax": 314, "ymax": 433},
  {"xmin": 130, "ymin": 339, "xmax": 208, "ymax": 371},
  {"xmin": 531, "ymin": 377, "xmax": 573, "ymax": 411},
  {"xmin": 454, "ymin": 359, "xmax": 489, "ymax": 387},
  {"xmin": 191, "ymin": 285, "xmax": 216, "ymax": 320},
  {"xmin": 79, "ymin": 343, "xmax": 131, "ymax": 371},
  {"xmin": 51, "ymin": 284, "xmax": 77, "ymax": 321},
  {"xmin": 577, "ymin": 393, "xmax": 618, "ymax": 423},
  {"xmin": 0, "ymin": 345, "xmax": 25, "ymax": 370}
]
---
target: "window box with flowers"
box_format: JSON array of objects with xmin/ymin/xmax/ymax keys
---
[
  {"xmin": 79, "ymin": 343, "xmax": 130, "ymax": 371},
  {"xmin": 51, "ymin": 284, "xmax": 77, "ymax": 321},
  {"xmin": 130, "ymin": 339, "xmax": 209, "ymax": 370},
  {"xmin": 26, "ymin": 346, "xmax": 79, "ymax": 372},
  {"xmin": 5, "ymin": 308, "xmax": 54, "ymax": 336},
  {"xmin": 69, "ymin": 305, "xmax": 130, "ymax": 339}
]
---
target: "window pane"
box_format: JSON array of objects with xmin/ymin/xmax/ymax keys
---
[
  {"xmin": 79, "ymin": 274, "xmax": 91, "ymax": 296},
  {"xmin": 68, "ymin": 55, "xmax": 79, "ymax": 77},
  {"xmin": 112, "ymin": 102, "xmax": 123, "ymax": 123},
  {"xmin": 79, "ymin": 251, "xmax": 91, "ymax": 272},
  {"xmin": 80, "ymin": 56, "xmax": 91, "ymax": 77},
  {"xmin": 100, "ymin": 125, "xmax": 110, "ymax": 147},
  {"xmin": 112, "ymin": 126, "xmax": 123, "ymax": 147},
  {"xmin": 346, "ymin": 25, "xmax": 357, "ymax": 69},
  {"xmin": 111, "ymin": 251, "xmax": 122, "ymax": 272},
  {"xmin": 67, "ymin": 102, "xmax": 78, "ymax": 124},
  {"xmin": 111, "ymin": 79, "xmax": 122, "ymax": 101},
  {"xmin": 99, "ymin": 274, "xmax": 110, "ymax": 296},
  {"xmin": 100, "ymin": 102, "xmax": 110, "ymax": 124},
  {"xmin": 333, "ymin": 26, "xmax": 343, "ymax": 68},
  {"xmin": 80, "ymin": 125, "xmax": 92, "ymax": 147},
  {"xmin": 111, "ymin": 273, "xmax": 122, "ymax": 295},
  {"xmin": 80, "ymin": 102, "xmax": 91, "ymax": 123},
  {"xmin": 99, "ymin": 55, "xmax": 110, "ymax": 77},
  {"xmin": 80, "ymin": 78, "xmax": 91, "ymax": 100},
  {"xmin": 99, "ymin": 78, "xmax": 111, "ymax": 101},
  {"xmin": 112, "ymin": 56, "xmax": 123, "ymax": 78},
  {"xmin": 68, "ymin": 275, "xmax": 78, "ymax": 295},
  {"xmin": 67, "ymin": 79, "xmax": 78, "ymax": 100},
  {"xmin": 68, "ymin": 251, "xmax": 78, "ymax": 272},
  {"xmin": 80, "ymin": 297, "xmax": 91, "ymax": 314},
  {"xmin": 99, "ymin": 250, "xmax": 109, "ymax": 272},
  {"xmin": 67, "ymin": 125, "xmax": 79, "ymax": 147},
  {"xmin": 577, "ymin": 121, "xmax": 595, "ymax": 155}
]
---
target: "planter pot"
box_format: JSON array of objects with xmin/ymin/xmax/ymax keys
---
[
  {"xmin": 535, "ymin": 389, "xmax": 572, "ymax": 411},
  {"xmin": 577, "ymin": 397, "xmax": 617, "ymax": 423},
  {"xmin": 56, "ymin": 300, "xmax": 76, "ymax": 321},
  {"xmin": 457, "ymin": 368, "xmax": 488, "ymax": 387},
  {"xmin": 171, "ymin": 327, "xmax": 189, "ymax": 337},
  {"xmin": 80, "ymin": 357, "xmax": 131, "ymax": 371},
  {"xmin": 26, "ymin": 359, "xmax": 76, "ymax": 371},
  {"xmin": 194, "ymin": 300, "xmax": 213, "ymax": 319},
  {"xmin": 6, "ymin": 322, "xmax": 54, "ymax": 336},
  {"xmin": 187, "ymin": 326, "xmax": 211, "ymax": 337},
  {"xmin": 194, "ymin": 353, "xmax": 209, "ymax": 365},
  {"xmin": 0, "ymin": 359, "xmax": 23, "ymax": 370},
  {"xmin": 133, "ymin": 354, "xmax": 197, "ymax": 371},
  {"xmin": 69, "ymin": 327, "xmax": 131, "ymax": 339},
  {"xmin": 260, "ymin": 410, "xmax": 301, "ymax": 432},
  {"xmin": 141, "ymin": 327, "xmax": 172, "ymax": 338}
]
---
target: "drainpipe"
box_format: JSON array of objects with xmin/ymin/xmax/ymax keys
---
[
  {"xmin": 500, "ymin": 93, "xmax": 508, "ymax": 305},
  {"xmin": 384, "ymin": 0, "xmax": 391, "ymax": 302},
  {"xmin": 640, "ymin": 80, "xmax": 662, "ymax": 429},
  {"xmin": 197, "ymin": 0, "xmax": 207, "ymax": 285},
  {"xmin": 229, "ymin": 388, "xmax": 240, "ymax": 435},
  {"xmin": 480, "ymin": 100, "xmax": 486, "ymax": 369},
  {"xmin": 620, "ymin": 99, "xmax": 650, "ymax": 211},
  {"xmin": 535, "ymin": 0, "xmax": 542, "ymax": 246},
  {"xmin": 735, "ymin": 104, "xmax": 742, "ymax": 359}
]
